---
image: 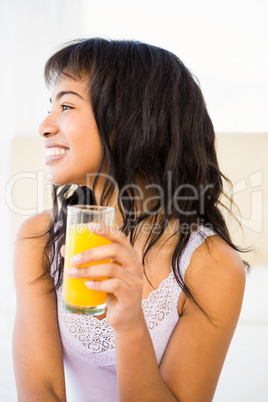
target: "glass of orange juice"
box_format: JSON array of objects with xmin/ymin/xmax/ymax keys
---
[{"xmin": 63, "ymin": 205, "xmax": 115, "ymax": 315}]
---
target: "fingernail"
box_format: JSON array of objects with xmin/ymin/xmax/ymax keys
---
[
  {"xmin": 85, "ymin": 280, "xmax": 95, "ymax": 288},
  {"xmin": 68, "ymin": 268, "xmax": 78, "ymax": 276},
  {"xmin": 71, "ymin": 254, "xmax": 82, "ymax": 264}
]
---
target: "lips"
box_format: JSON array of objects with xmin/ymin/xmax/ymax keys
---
[{"xmin": 44, "ymin": 143, "xmax": 69, "ymax": 165}]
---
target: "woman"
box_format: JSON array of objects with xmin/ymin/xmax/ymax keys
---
[{"xmin": 13, "ymin": 38, "xmax": 246, "ymax": 401}]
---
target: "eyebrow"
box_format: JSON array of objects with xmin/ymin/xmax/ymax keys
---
[{"xmin": 49, "ymin": 90, "xmax": 85, "ymax": 103}]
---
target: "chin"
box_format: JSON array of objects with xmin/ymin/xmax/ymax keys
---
[
  {"xmin": 49, "ymin": 175, "xmax": 89, "ymax": 189},
  {"xmin": 47, "ymin": 173, "xmax": 72, "ymax": 186}
]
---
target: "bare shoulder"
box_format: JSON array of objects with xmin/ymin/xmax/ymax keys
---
[
  {"xmin": 190, "ymin": 234, "xmax": 246, "ymax": 283},
  {"xmin": 14, "ymin": 211, "xmax": 53, "ymax": 285},
  {"xmin": 182, "ymin": 233, "xmax": 246, "ymax": 324},
  {"xmin": 16, "ymin": 210, "xmax": 52, "ymax": 240},
  {"xmin": 192, "ymin": 234, "xmax": 245, "ymax": 275}
]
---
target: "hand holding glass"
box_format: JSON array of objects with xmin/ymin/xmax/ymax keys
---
[{"xmin": 63, "ymin": 205, "xmax": 115, "ymax": 315}]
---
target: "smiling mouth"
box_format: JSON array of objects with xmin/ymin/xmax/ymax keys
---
[{"xmin": 46, "ymin": 147, "xmax": 69, "ymax": 157}]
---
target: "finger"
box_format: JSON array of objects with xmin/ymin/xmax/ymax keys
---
[
  {"xmin": 60, "ymin": 245, "xmax": 66, "ymax": 257},
  {"xmin": 67, "ymin": 262, "xmax": 141, "ymax": 288},
  {"xmin": 84, "ymin": 278, "xmax": 141, "ymax": 305},
  {"xmin": 70, "ymin": 242, "xmax": 140, "ymax": 272}
]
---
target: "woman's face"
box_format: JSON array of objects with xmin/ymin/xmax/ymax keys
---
[{"xmin": 39, "ymin": 73, "xmax": 103, "ymax": 186}]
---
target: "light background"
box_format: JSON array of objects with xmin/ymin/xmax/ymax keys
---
[{"xmin": 0, "ymin": 0, "xmax": 267, "ymax": 401}]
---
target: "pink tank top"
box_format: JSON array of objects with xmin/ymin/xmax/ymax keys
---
[{"xmin": 53, "ymin": 226, "xmax": 215, "ymax": 401}]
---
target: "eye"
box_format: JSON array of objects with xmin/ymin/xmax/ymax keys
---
[{"xmin": 61, "ymin": 104, "xmax": 74, "ymax": 112}]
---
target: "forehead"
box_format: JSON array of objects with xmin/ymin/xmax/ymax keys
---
[{"xmin": 51, "ymin": 73, "xmax": 89, "ymax": 100}]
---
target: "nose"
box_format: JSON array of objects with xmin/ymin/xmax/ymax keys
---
[{"xmin": 39, "ymin": 113, "xmax": 59, "ymax": 138}]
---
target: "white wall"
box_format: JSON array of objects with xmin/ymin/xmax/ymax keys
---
[{"xmin": 81, "ymin": 0, "xmax": 268, "ymax": 133}]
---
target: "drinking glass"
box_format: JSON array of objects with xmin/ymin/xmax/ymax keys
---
[{"xmin": 63, "ymin": 205, "xmax": 115, "ymax": 315}]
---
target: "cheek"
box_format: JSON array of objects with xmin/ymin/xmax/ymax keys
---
[
  {"xmin": 65, "ymin": 118, "xmax": 103, "ymax": 169},
  {"xmin": 79, "ymin": 135, "xmax": 103, "ymax": 168}
]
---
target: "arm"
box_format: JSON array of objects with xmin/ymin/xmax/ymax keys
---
[
  {"xmin": 159, "ymin": 235, "xmax": 246, "ymax": 401},
  {"xmin": 13, "ymin": 213, "xmax": 66, "ymax": 401},
  {"xmin": 68, "ymin": 226, "xmax": 245, "ymax": 401}
]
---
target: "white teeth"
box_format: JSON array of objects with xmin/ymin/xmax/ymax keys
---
[{"xmin": 46, "ymin": 147, "xmax": 68, "ymax": 157}]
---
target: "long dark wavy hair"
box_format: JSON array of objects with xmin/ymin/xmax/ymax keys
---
[{"xmin": 42, "ymin": 38, "xmax": 248, "ymax": 315}]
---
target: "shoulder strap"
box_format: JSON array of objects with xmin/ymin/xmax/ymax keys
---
[{"xmin": 179, "ymin": 226, "xmax": 216, "ymax": 279}]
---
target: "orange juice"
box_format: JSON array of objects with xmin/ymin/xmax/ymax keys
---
[{"xmin": 63, "ymin": 223, "xmax": 112, "ymax": 314}]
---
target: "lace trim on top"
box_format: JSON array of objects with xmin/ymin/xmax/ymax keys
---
[
  {"xmin": 57, "ymin": 269, "xmax": 180, "ymax": 367},
  {"xmin": 55, "ymin": 225, "xmax": 215, "ymax": 368}
]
